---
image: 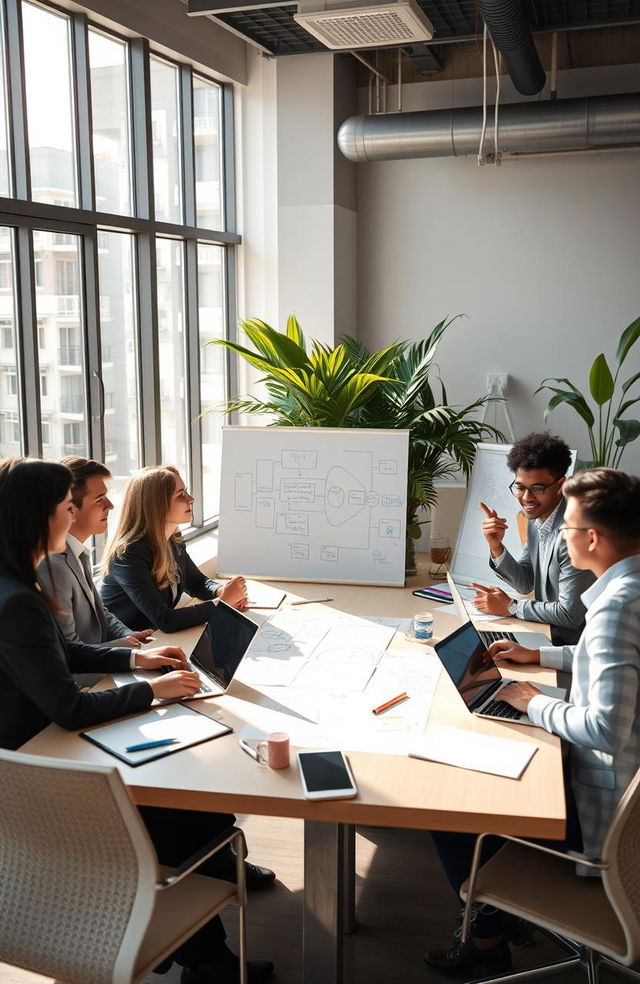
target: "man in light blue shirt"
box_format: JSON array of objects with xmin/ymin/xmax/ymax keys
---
[
  {"xmin": 473, "ymin": 432, "xmax": 593, "ymax": 645},
  {"xmin": 427, "ymin": 467, "xmax": 640, "ymax": 978}
]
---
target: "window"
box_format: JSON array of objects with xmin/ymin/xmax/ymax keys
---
[
  {"xmin": 0, "ymin": 5, "xmax": 236, "ymax": 526},
  {"xmin": 23, "ymin": 2, "xmax": 78, "ymax": 207}
]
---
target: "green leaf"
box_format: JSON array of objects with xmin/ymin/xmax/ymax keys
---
[
  {"xmin": 589, "ymin": 354, "xmax": 614, "ymax": 405},
  {"xmin": 615, "ymin": 397, "xmax": 640, "ymax": 419},
  {"xmin": 615, "ymin": 418, "xmax": 640, "ymax": 447},
  {"xmin": 615, "ymin": 316, "xmax": 640, "ymax": 367},
  {"xmin": 621, "ymin": 370, "xmax": 640, "ymax": 395},
  {"xmin": 285, "ymin": 313, "xmax": 305, "ymax": 350},
  {"xmin": 543, "ymin": 391, "xmax": 595, "ymax": 428},
  {"xmin": 407, "ymin": 522, "xmax": 422, "ymax": 539}
]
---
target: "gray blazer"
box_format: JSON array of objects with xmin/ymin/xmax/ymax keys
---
[
  {"xmin": 489, "ymin": 499, "xmax": 594, "ymax": 645},
  {"xmin": 38, "ymin": 539, "xmax": 133, "ymax": 646}
]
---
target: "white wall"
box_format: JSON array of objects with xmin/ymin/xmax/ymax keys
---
[{"xmin": 357, "ymin": 63, "xmax": 640, "ymax": 472}]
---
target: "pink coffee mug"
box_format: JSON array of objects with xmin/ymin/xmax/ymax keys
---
[{"xmin": 256, "ymin": 731, "xmax": 290, "ymax": 769}]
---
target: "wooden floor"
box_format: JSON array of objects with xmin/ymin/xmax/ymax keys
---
[{"xmin": 0, "ymin": 813, "xmax": 627, "ymax": 984}]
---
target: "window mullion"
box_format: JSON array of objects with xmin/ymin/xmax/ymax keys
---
[
  {"xmin": 130, "ymin": 37, "xmax": 160, "ymax": 465},
  {"xmin": 71, "ymin": 12, "xmax": 95, "ymax": 212},
  {"xmin": 184, "ymin": 237, "xmax": 203, "ymax": 526},
  {"xmin": 222, "ymin": 83, "xmax": 235, "ymax": 235},
  {"xmin": 180, "ymin": 64, "xmax": 196, "ymax": 229},
  {"xmin": 15, "ymin": 225, "xmax": 40, "ymax": 453},
  {"xmin": 4, "ymin": 0, "xmax": 30, "ymax": 200},
  {"xmin": 82, "ymin": 229, "xmax": 103, "ymax": 459}
]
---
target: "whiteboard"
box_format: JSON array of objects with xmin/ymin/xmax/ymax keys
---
[
  {"xmin": 450, "ymin": 443, "xmax": 577, "ymax": 588},
  {"xmin": 218, "ymin": 426, "xmax": 409, "ymax": 587}
]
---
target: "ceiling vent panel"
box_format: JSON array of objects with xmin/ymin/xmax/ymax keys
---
[{"xmin": 293, "ymin": 0, "xmax": 434, "ymax": 49}]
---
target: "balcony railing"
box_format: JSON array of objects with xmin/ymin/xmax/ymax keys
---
[
  {"xmin": 56, "ymin": 296, "xmax": 79, "ymax": 317},
  {"xmin": 60, "ymin": 394, "xmax": 84, "ymax": 413},
  {"xmin": 58, "ymin": 346, "xmax": 81, "ymax": 365},
  {"xmin": 62, "ymin": 443, "xmax": 83, "ymax": 455}
]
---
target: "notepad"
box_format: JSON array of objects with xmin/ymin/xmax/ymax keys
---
[
  {"xmin": 245, "ymin": 580, "xmax": 286, "ymax": 609},
  {"xmin": 81, "ymin": 704, "xmax": 232, "ymax": 766},
  {"xmin": 409, "ymin": 724, "xmax": 538, "ymax": 779}
]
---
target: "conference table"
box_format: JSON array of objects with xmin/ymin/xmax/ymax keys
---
[{"xmin": 21, "ymin": 561, "xmax": 565, "ymax": 984}]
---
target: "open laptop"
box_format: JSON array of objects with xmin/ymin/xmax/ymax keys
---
[
  {"xmin": 447, "ymin": 572, "xmax": 550, "ymax": 650},
  {"xmin": 434, "ymin": 621, "xmax": 565, "ymax": 727},
  {"xmin": 114, "ymin": 601, "xmax": 260, "ymax": 702}
]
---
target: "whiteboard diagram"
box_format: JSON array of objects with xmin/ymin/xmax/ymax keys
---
[
  {"xmin": 450, "ymin": 443, "xmax": 577, "ymax": 588},
  {"xmin": 218, "ymin": 427, "xmax": 409, "ymax": 586}
]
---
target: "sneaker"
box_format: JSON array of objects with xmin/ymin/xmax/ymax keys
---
[{"xmin": 424, "ymin": 938, "xmax": 512, "ymax": 977}]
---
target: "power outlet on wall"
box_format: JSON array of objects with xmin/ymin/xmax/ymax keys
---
[{"xmin": 486, "ymin": 372, "xmax": 509, "ymax": 396}]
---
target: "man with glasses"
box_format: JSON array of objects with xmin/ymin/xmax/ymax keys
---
[
  {"xmin": 426, "ymin": 468, "xmax": 640, "ymax": 977},
  {"xmin": 473, "ymin": 432, "xmax": 593, "ymax": 644}
]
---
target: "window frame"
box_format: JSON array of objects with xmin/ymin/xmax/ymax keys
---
[{"xmin": 0, "ymin": 0, "xmax": 239, "ymax": 533}]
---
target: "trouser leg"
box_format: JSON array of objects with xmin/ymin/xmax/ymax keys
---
[{"xmin": 138, "ymin": 805, "xmax": 236, "ymax": 965}]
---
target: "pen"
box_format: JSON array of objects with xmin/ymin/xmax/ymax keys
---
[
  {"xmin": 289, "ymin": 597, "xmax": 334, "ymax": 606},
  {"xmin": 372, "ymin": 692, "xmax": 409, "ymax": 715},
  {"xmin": 126, "ymin": 737, "xmax": 178, "ymax": 752},
  {"xmin": 238, "ymin": 738, "xmax": 260, "ymax": 762}
]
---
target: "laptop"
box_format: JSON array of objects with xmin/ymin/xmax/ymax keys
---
[
  {"xmin": 434, "ymin": 621, "xmax": 565, "ymax": 727},
  {"xmin": 114, "ymin": 601, "xmax": 260, "ymax": 702},
  {"xmin": 447, "ymin": 573, "xmax": 550, "ymax": 650}
]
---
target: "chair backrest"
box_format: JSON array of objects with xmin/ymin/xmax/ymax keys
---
[
  {"xmin": 0, "ymin": 748, "xmax": 159, "ymax": 984},
  {"xmin": 601, "ymin": 765, "xmax": 640, "ymax": 965}
]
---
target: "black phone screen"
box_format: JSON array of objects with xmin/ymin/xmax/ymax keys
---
[{"xmin": 299, "ymin": 751, "xmax": 353, "ymax": 792}]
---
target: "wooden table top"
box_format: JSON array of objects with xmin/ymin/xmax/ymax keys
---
[{"xmin": 21, "ymin": 559, "xmax": 566, "ymax": 840}]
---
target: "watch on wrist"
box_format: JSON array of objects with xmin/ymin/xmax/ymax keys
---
[{"xmin": 507, "ymin": 599, "xmax": 518, "ymax": 616}]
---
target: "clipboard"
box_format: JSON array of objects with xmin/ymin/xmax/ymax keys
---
[{"xmin": 81, "ymin": 704, "xmax": 232, "ymax": 767}]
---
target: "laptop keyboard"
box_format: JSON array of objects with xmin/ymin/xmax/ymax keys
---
[
  {"xmin": 159, "ymin": 662, "xmax": 213, "ymax": 696},
  {"xmin": 479, "ymin": 630, "xmax": 518, "ymax": 645},
  {"xmin": 482, "ymin": 699, "xmax": 523, "ymax": 720}
]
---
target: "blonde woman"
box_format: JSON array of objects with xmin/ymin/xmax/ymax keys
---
[{"xmin": 101, "ymin": 466, "xmax": 248, "ymax": 634}]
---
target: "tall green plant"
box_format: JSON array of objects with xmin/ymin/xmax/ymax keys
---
[
  {"xmin": 211, "ymin": 315, "xmax": 403, "ymax": 427},
  {"xmin": 535, "ymin": 316, "xmax": 640, "ymax": 467},
  {"xmin": 210, "ymin": 314, "xmax": 503, "ymax": 536}
]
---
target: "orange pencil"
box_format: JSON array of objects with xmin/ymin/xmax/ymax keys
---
[{"xmin": 372, "ymin": 692, "xmax": 409, "ymax": 715}]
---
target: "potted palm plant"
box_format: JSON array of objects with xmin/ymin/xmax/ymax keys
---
[{"xmin": 209, "ymin": 314, "xmax": 502, "ymax": 575}]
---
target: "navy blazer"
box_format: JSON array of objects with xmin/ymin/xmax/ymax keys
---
[
  {"xmin": 0, "ymin": 571, "xmax": 152, "ymax": 751},
  {"xmin": 100, "ymin": 536, "xmax": 220, "ymax": 633}
]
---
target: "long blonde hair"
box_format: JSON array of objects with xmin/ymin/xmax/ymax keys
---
[{"xmin": 102, "ymin": 466, "xmax": 182, "ymax": 590}]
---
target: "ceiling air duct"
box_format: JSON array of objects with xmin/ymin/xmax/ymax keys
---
[
  {"xmin": 478, "ymin": 0, "xmax": 546, "ymax": 96},
  {"xmin": 337, "ymin": 93, "xmax": 640, "ymax": 162}
]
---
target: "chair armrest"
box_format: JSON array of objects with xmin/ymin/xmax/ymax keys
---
[
  {"xmin": 155, "ymin": 826, "xmax": 247, "ymax": 891},
  {"xmin": 460, "ymin": 831, "xmax": 608, "ymax": 943}
]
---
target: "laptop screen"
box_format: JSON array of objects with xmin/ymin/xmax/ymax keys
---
[
  {"xmin": 434, "ymin": 622, "xmax": 502, "ymax": 709},
  {"xmin": 190, "ymin": 601, "xmax": 259, "ymax": 691}
]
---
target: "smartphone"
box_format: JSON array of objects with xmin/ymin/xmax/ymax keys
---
[{"xmin": 297, "ymin": 750, "xmax": 358, "ymax": 801}]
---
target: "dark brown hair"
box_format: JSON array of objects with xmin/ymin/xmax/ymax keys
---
[
  {"xmin": 563, "ymin": 467, "xmax": 640, "ymax": 543},
  {"xmin": 59, "ymin": 456, "xmax": 111, "ymax": 508},
  {"xmin": 0, "ymin": 457, "xmax": 72, "ymax": 607},
  {"xmin": 507, "ymin": 432, "xmax": 572, "ymax": 478}
]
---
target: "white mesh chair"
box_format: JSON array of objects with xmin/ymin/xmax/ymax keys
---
[
  {"xmin": 459, "ymin": 767, "xmax": 640, "ymax": 984},
  {"xmin": 0, "ymin": 747, "xmax": 248, "ymax": 984}
]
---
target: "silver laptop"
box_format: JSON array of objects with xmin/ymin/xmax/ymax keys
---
[
  {"xmin": 434, "ymin": 621, "xmax": 564, "ymax": 727},
  {"xmin": 447, "ymin": 572, "xmax": 550, "ymax": 650},
  {"xmin": 114, "ymin": 601, "xmax": 259, "ymax": 702}
]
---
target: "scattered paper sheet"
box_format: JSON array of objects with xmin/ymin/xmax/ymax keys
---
[
  {"xmin": 436, "ymin": 602, "xmax": 505, "ymax": 623},
  {"xmin": 410, "ymin": 724, "xmax": 538, "ymax": 779}
]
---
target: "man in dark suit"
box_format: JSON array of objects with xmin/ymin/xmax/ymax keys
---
[
  {"xmin": 473, "ymin": 432, "xmax": 594, "ymax": 645},
  {"xmin": 38, "ymin": 457, "xmax": 153, "ymax": 648}
]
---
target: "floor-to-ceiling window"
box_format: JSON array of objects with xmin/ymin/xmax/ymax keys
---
[{"xmin": 0, "ymin": 0, "xmax": 237, "ymax": 530}]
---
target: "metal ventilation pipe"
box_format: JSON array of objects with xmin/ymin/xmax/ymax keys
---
[
  {"xmin": 337, "ymin": 93, "xmax": 640, "ymax": 163},
  {"xmin": 478, "ymin": 0, "xmax": 546, "ymax": 95}
]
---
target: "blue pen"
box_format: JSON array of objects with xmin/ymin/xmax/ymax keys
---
[{"xmin": 126, "ymin": 737, "xmax": 178, "ymax": 753}]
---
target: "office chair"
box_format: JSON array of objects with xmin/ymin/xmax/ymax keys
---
[
  {"xmin": 0, "ymin": 747, "xmax": 248, "ymax": 984},
  {"xmin": 458, "ymin": 766, "xmax": 640, "ymax": 984}
]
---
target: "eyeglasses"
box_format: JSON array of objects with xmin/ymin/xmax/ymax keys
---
[
  {"xmin": 509, "ymin": 478, "xmax": 562, "ymax": 499},
  {"xmin": 558, "ymin": 524, "xmax": 590, "ymax": 534}
]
